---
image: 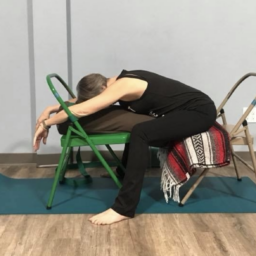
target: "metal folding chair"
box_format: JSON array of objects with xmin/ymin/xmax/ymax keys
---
[
  {"xmin": 45, "ymin": 74, "xmax": 130, "ymax": 209},
  {"xmin": 179, "ymin": 72, "xmax": 256, "ymax": 206},
  {"xmin": 217, "ymin": 72, "xmax": 256, "ymax": 177}
]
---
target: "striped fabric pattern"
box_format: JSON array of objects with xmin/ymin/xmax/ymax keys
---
[{"xmin": 158, "ymin": 122, "xmax": 231, "ymax": 203}]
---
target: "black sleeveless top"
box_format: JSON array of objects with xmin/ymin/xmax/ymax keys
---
[{"xmin": 117, "ymin": 70, "xmax": 214, "ymax": 117}]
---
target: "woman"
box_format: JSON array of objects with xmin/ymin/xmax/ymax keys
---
[{"xmin": 34, "ymin": 69, "xmax": 216, "ymax": 225}]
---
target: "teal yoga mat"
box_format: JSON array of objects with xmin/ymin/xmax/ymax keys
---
[{"xmin": 1, "ymin": 173, "xmax": 256, "ymax": 214}]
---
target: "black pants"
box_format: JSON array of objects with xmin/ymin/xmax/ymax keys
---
[{"xmin": 111, "ymin": 103, "xmax": 217, "ymax": 217}]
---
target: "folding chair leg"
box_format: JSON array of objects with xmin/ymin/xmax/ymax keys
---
[
  {"xmin": 46, "ymin": 131, "xmax": 71, "ymax": 209},
  {"xmin": 179, "ymin": 168, "xmax": 210, "ymax": 206},
  {"xmin": 242, "ymin": 126, "xmax": 256, "ymax": 177},
  {"xmin": 105, "ymin": 144, "xmax": 126, "ymax": 173},
  {"xmin": 88, "ymin": 143, "xmax": 122, "ymax": 188},
  {"xmin": 98, "ymin": 154, "xmax": 122, "ymax": 188},
  {"xmin": 59, "ymin": 147, "xmax": 72, "ymax": 184},
  {"xmin": 247, "ymin": 140, "xmax": 256, "ymax": 177},
  {"xmin": 230, "ymin": 145, "xmax": 241, "ymax": 181}
]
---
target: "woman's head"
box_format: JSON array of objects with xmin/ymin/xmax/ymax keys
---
[{"xmin": 76, "ymin": 73, "xmax": 107, "ymax": 103}]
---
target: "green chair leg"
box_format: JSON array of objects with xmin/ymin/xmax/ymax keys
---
[
  {"xmin": 100, "ymin": 159, "xmax": 122, "ymax": 188},
  {"xmin": 46, "ymin": 131, "xmax": 71, "ymax": 209},
  {"xmin": 59, "ymin": 147, "xmax": 72, "ymax": 184},
  {"xmin": 91, "ymin": 146, "xmax": 122, "ymax": 188},
  {"xmin": 106, "ymin": 144, "xmax": 126, "ymax": 173}
]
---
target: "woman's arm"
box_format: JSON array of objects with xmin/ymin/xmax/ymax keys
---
[
  {"xmin": 33, "ymin": 97, "xmax": 77, "ymax": 151},
  {"xmin": 46, "ymin": 97, "xmax": 77, "ymax": 115},
  {"xmin": 36, "ymin": 97, "xmax": 77, "ymax": 128},
  {"xmin": 33, "ymin": 78, "xmax": 142, "ymax": 151},
  {"xmin": 44, "ymin": 79, "xmax": 130, "ymax": 126}
]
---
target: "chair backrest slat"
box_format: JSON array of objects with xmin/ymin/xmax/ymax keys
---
[
  {"xmin": 216, "ymin": 73, "xmax": 256, "ymax": 136},
  {"xmin": 217, "ymin": 73, "xmax": 256, "ymax": 114},
  {"xmin": 46, "ymin": 74, "xmax": 77, "ymax": 120},
  {"xmin": 46, "ymin": 74, "xmax": 90, "ymax": 139}
]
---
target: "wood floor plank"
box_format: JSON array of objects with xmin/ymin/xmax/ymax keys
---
[{"xmin": 1, "ymin": 162, "xmax": 256, "ymax": 256}]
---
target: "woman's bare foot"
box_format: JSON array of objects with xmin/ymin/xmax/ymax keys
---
[{"xmin": 89, "ymin": 208, "xmax": 130, "ymax": 225}]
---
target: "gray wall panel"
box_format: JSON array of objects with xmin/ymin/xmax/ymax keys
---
[
  {"xmin": 71, "ymin": 0, "xmax": 256, "ymax": 151},
  {"xmin": 0, "ymin": 0, "xmax": 32, "ymax": 153},
  {"xmin": 1, "ymin": 0, "xmax": 256, "ymax": 155},
  {"xmin": 33, "ymin": 0, "xmax": 68, "ymax": 154}
]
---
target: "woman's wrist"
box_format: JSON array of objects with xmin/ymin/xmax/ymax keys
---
[
  {"xmin": 42, "ymin": 109, "xmax": 69, "ymax": 127},
  {"xmin": 41, "ymin": 120, "xmax": 51, "ymax": 131},
  {"xmin": 44, "ymin": 119, "xmax": 51, "ymax": 128}
]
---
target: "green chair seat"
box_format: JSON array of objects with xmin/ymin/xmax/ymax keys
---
[{"xmin": 61, "ymin": 132, "xmax": 130, "ymax": 147}]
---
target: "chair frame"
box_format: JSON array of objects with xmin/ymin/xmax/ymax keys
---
[
  {"xmin": 179, "ymin": 72, "xmax": 256, "ymax": 206},
  {"xmin": 217, "ymin": 72, "xmax": 256, "ymax": 176},
  {"xmin": 45, "ymin": 74, "xmax": 130, "ymax": 209}
]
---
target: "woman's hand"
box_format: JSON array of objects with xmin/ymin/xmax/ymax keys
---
[
  {"xmin": 35, "ymin": 109, "xmax": 51, "ymax": 130},
  {"xmin": 33, "ymin": 124, "xmax": 49, "ymax": 152}
]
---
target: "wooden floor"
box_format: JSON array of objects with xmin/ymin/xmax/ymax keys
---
[{"xmin": 0, "ymin": 161, "xmax": 256, "ymax": 256}]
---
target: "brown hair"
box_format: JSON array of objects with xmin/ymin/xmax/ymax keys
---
[{"xmin": 76, "ymin": 73, "xmax": 107, "ymax": 103}]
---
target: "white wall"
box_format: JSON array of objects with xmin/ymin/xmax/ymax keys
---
[
  {"xmin": 33, "ymin": 0, "xmax": 68, "ymax": 154},
  {"xmin": 1, "ymin": 0, "xmax": 256, "ymax": 154},
  {"xmin": 0, "ymin": 0, "xmax": 32, "ymax": 153},
  {"xmin": 71, "ymin": 0, "xmax": 256, "ymax": 151}
]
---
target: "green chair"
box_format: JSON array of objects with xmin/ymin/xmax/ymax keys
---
[{"xmin": 46, "ymin": 73, "xmax": 130, "ymax": 209}]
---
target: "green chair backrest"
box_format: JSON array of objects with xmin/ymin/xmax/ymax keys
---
[
  {"xmin": 46, "ymin": 73, "xmax": 78, "ymax": 122},
  {"xmin": 46, "ymin": 73, "xmax": 93, "ymax": 140}
]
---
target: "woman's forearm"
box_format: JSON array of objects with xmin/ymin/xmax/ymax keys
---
[
  {"xmin": 46, "ymin": 98, "xmax": 77, "ymax": 115},
  {"xmin": 46, "ymin": 104, "xmax": 61, "ymax": 114},
  {"xmin": 45, "ymin": 110, "xmax": 69, "ymax": 126}
]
